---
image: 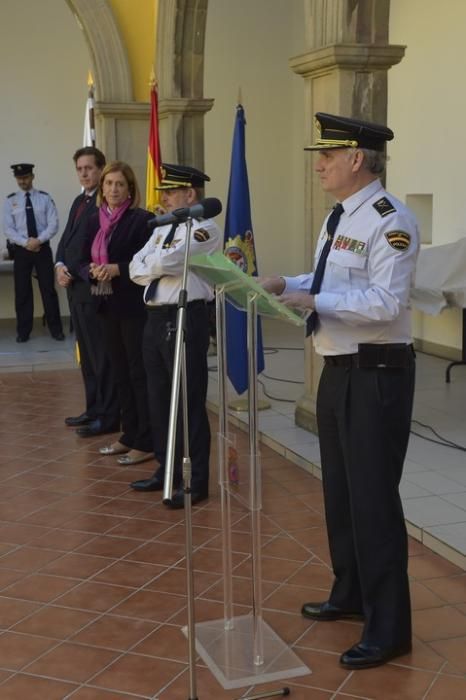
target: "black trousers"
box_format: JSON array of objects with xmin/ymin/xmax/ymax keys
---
[
  {"xmin": 99, "ymin": 313, "xmax": 152, "ymax": 452},
  {"xmin": 13, "ymin": 243, "xmax": 63, "ymax": 338},
  {"xmin": 316, "ymin": 359, "xmax": 415, "ymax": 648},
  {"xmin": 142, "ymin": 301, "xmax": 211, "ymax": 491},
  {"xmin": 69, "ymin": 296, "xmax": 119, "ymax": 426}
]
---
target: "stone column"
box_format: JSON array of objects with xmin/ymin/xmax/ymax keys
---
[
  {"xmin": 156, "ymin": 0, "xmax": 214, "ymax": 168},
  {"xmin": 289, "ymin": 0, "xmax": 405, "ymax": 432}
]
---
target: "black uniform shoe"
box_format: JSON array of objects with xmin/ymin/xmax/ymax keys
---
[
  {"xmin": 339, "ymin": 642, "xmax": 412, "ymax": 670},
  {"xmin": 76, "ymin": 419, "xmax": 119, "ymax": 438},
  {"xmin": 130, "ymin": 474, "xmax": 165, "ymax": 492},
  {"xmin": 165, "ymin": 486, "xmax": 209, "ymax": 509},
  {"xmin": 65, "ymin": 413, "xmax": 93, "ymax": 427},
  {"xmin": 301, "ymin": 601, "xmax": 364, "ymax": 621},
  {"xmin": 53, "ymin": 332, "xmax": 65, "ymax": 341},
  {"xmin": 16, "ymin": 335, "xmax": 29, "ymax": 343}
]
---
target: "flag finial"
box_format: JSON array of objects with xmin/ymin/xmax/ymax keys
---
[
  {"xmin": 87, "ymin": 70, "xmax": 94, "ymax": 90},
  {"xmin": 237, "ymin": 86, "xmax": 242, "ymax": 106},
  {"xmin": 149, "ymin": 67, "xmax": 157, "ymax": 88}
]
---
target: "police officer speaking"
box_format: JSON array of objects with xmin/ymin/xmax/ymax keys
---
[{"xmin": 261, "ymin": 113, "xmax": 420, "ymax": 670}]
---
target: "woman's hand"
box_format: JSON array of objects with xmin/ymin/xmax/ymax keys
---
[{"xmin": 90, "ymin": 263, "xmax": 120, "ymax": 281}]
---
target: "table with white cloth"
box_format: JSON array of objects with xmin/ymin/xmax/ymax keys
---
[{"xmin": 411, "ymin": 237, "xmax": 466, "ymax": 381}]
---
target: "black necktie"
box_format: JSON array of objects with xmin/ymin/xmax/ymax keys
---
[
  {"xmin": 25, "ymin": 192, "xmax": 38, "ymax": 238},
  {"xmin": 306, "ymin": 203, "xmax": 344, "ymax": 336},
  {"xmin": 145, "ymin": 223, "xmax": 178, "ymax": 302}
]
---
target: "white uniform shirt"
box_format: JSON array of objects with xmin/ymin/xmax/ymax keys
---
[
  {"xmin": 283, "ymin": 179, "xmax": 420, "ymax": 355},
  {"xmin": 3, "ymin": 188, "xmax": 59, "ymax": 246},
  {"xmin": 129, "ymin": 216, "xmax": 222, "ymax": 305}
]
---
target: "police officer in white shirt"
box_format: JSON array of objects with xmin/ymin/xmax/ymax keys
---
[
  {"xmin": 3, "ymin": 163, "xmax": 64, "ymax": 342},
  {"xmin": 129, "ymin": 164, "xmax": 221, "ymax": 508},
  {"xmin": 262, "ymin": 113, "xmax": 420, "ymax": 670}
]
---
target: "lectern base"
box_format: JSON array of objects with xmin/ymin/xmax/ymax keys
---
[{"xmin": 183, "ymin": 614, "xmax": 310, "ymax": 690}]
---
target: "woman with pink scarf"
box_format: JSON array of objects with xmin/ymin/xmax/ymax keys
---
[{"xmin": 81, "ymin": 161, "xmax": 153, "ymax": 465}]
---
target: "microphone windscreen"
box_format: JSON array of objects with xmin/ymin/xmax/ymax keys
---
[{"xmin": 201, "ymin": 197, "xmax": 222, "ymax": 218}]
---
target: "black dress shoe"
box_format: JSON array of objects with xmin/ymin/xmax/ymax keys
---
[
  {"xmin": 65, "ymin": 413, "xmax": 93, "ymax": 427},
  {"xmin": 16, "ymin": 335, "xmax": 29, "ymax": 343},
  {"xmin": 130, "ymin": 474, "xmax": 165, "ymax": 492},
  {"xmin": 165, "ymin": 486, "xmax": 209, "ymax": 509},
  {"xmin": 53, "ymin": 332, "xmax": 65, "ymax": 341},
  {"xmin": 301, "ymin": 601, "xmax": 364, "ymax": 621},
  {"xmin": 340, "ymin": 641, "xmax": 412, "ymax": 670},
  {"xmin": 76, "ymin": 420, "xmax": 119, "ymax": 438}
]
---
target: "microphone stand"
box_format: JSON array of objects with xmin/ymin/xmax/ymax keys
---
[{"xmin": 162, "ymin": 215, "xmax": 198, "ymax": 700}]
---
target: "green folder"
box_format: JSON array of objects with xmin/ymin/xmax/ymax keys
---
[{"xmin": 189, "ymin": 252, "xmax": 305, "ymax": 327}]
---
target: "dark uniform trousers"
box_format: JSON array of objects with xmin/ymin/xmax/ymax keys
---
[
  {"xmin": 69, "ymin": 296, "xmax": 119, "ymax": 427},
  {"xmin": 14, "ymin": 243, "xmax": 62, "ymax": 338},
  {"xmin": 316, "ymin": 356, "xmax": 415, "ymax": 649},
  {"xmin": 142, "ymin": 300, "xmax": 211, "ymax": 491},
  {"xmin": 99, "ymin": 311, "xmax": 152, "ymax": 452}
]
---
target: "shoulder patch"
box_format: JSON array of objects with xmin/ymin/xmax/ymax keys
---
[
  {"xmin": 7, "ymin": 192, "xmax": 15, "ymax": 198},
  {"xmin": 385, "ymin": 231, "xmax": 411, "ymax": 251},
  {"xmin": 373, "ymin": 197, "xmax": 396, "ymax": 217},
  {"xmin": 194, "ymin": 228, "xmax": 210, "ymax": 242}
]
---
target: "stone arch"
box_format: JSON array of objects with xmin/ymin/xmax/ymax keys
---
[{"xmin": 65, "ymin": 0, "xmax": 133, "ymax": 102}]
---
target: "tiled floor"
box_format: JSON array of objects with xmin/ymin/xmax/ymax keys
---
[{"xmin": 0, "ymin": 319, "xmax": 465, "ymax": 698}]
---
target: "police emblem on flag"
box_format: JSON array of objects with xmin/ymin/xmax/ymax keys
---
[{"xmin": 224, "ymin": 231, "xmax": 256, "ymax": 273}]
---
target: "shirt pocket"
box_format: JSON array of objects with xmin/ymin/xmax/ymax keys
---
[{"xmin": 327, "ymin": 249, "xmax": 368, "ymax": 286}]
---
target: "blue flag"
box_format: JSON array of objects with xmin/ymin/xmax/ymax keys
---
[{"xmin": 224, "ymin": 104, "xmax": 265, "ymax": 394}]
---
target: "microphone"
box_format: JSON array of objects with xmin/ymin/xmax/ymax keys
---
[{"xmin": 147, "ymin": 197, "xmax": 222, "ymax": 229}]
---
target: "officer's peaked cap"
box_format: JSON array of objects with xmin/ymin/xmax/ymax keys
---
[{"xmin": 305, "ymin": 113, "xmax": 394, "ymax": 152}]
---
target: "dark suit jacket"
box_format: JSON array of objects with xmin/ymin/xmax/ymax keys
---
[
  {"xmin": 81, "ymin": 206, "xmax": 152, "ymax": 318},
  {"xmin": 56, "ymin": 192, "xmax": 98, "ymax": 303}
]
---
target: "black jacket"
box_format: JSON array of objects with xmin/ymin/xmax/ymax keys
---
[
  {"xmin": 81, "ymin": 206, "xmax": 152, "ymax": 318},
  {"xmin": 56, "ymin": 192, "xmax": 98, "ymax": 303}
]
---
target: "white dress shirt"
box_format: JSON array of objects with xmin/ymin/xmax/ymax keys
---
[
  {"xmin": 129, "ymin": 216, "xmax": 222, "ymax": 305},
  {"xmin": 3, "ymin": 187, "xmax": 59, "ymax": 246},
  {"xmin": 283, "ymin": 179, "xmax": 420, "ymax": 355}
]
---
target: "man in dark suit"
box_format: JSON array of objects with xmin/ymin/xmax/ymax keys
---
[{"xmin": 55, "ymin": 147, "xmax": 119, "ymax": 437}]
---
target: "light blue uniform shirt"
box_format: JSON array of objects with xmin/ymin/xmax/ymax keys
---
[
  {"xmin": 283, "ymin": 179, "xmax": 420, "ymax": 355},
  {"xmin": 3, "ymin": 187, "xmax": 59, "ymax": 246}
]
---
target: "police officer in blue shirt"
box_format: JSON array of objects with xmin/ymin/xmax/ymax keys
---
[
  {"xmin": 3, "ymin": 163, "xmax": 64, "ymax": 342},
  {"xmin": 262, "ymin": 114, "xmax": 419, "ymax": 670}
]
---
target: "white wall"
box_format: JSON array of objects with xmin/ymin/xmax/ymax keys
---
[
  {"xmin": 388, "ymin": 0, "xmax": 466, "ymax": 352},
  {"xmin": 0, "ymin": 0, "xmax": 90, "ymax": 319},
  {"xmin": 204, "ymin": 0, "xmax": 306, "ymax": 277}
]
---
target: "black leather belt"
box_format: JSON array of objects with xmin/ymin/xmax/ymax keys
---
[
  {"xmin": 324, "ymin": 353, "xmax": 359, "ymax": 367},
  {"xmin": 324, "ymin": 344, "xmax": 414, "ymax": 369},
  {"xmin": 146, "ymin": 299, "xmax": 206, "ymax": 313}
]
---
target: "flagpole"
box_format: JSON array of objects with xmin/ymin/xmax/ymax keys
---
[{"xmin": 87, "ymin": 71, "xmax": 96, "ymax": 147}]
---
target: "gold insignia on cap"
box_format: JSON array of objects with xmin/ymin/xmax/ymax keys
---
[
  {"xmin": 160, "ymin": 166, "xmax": 166, "ymax": 180},
  {"xmin": 385, "ymin": 231, "xmax": 411, "ymax": 251},
  {"xmin": 194, "ymin": 228, "xmax": 210, "ymax": 242}
]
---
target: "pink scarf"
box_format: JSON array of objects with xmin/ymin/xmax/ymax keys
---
[{"xmin": 91, "ymin": 198, "xmax": 131, "ymax": 264}]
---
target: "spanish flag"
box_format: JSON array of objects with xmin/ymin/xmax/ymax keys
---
[{"xmin": 146, "ymin": 78, "xmax": 163, "ymax": 213}]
